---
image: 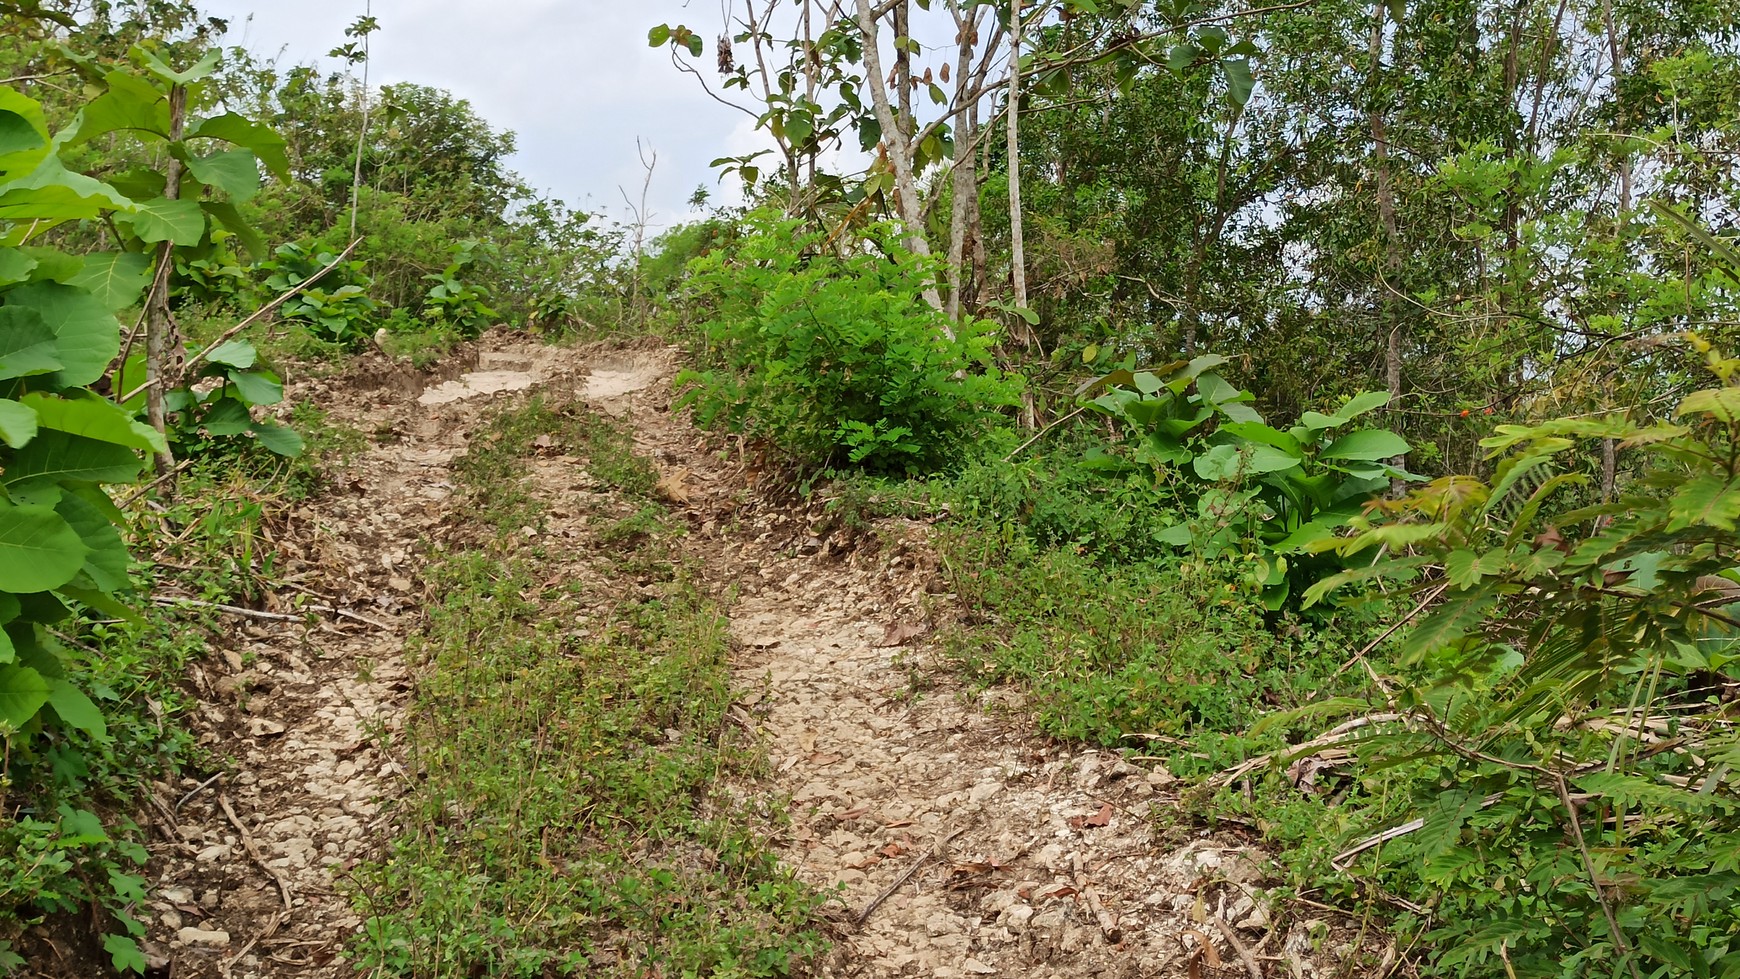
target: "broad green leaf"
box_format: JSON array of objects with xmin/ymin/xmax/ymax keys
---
[
  {"xmin": 137, "ymin": 47, "xmax": 221, "ymax": 86},
  {"xmin": 0, "ymin": 155, "xmax": 135, "ymax": 227},
  {"xmin": 1156, "ymin": 524, "xmax": 1193, "ymax": 546},
  {"xmin": 185, "ymin": 148, "xmax": 261, "ymax": 201},
  {"xmin": 71, "ymin": 71, "xmax": 170, "ymax": 142},
  {"xmin": 1222, "ymin": 57, "xmax": 1254, "ymax": 107},
  {"xmin": 44, "ymin": 675, "xmax": 109, "ymax": 743},
  {"xmin": 0, "ymin": 626, "xmax": 12, "ymax": 664},
  {"xmin": 0, "ymin": 502, "xmax": 89, "ymax": 592},
  {"xmin": 124, "ymin": 196, "xmax": 205, "ymax": 246},
  {"xmin": 686, "ymin": 34, "xmax": 703, "ymax": 57},
  {"xmin": 0, "ymin": 306, "xmax": 62, "ymax": 380},
  {"xmin": 65, "ymin": 251, "xmax": 153, "ymax": 311},
  {"xmin": 225, "ymin": 368, "xmax": 283, "ymax": 406},
  {"xmin": 5, "ymin": 282, "xmax": 122, "ymax": 388},
  {"xmin": 198, "ymin": 397, "xmax": 251, "ymax": 435},
  {"xmin": 648, "ymin": 24, "xmax": 671, "ymax": 46},
  {"xmin": 0, "ymin": 245, "xmax": 37, "ymax": 284},
  {"xmin": 188, "ymin": 113, "xmax": 290, "ymax": 179},
  {"xmin": 1217, "ymin": 401, "xmax": 1264, "ymax": 424},
  {"xmin": 250, "ymin": 421, "xmax": 305, "ymax": 457},
  {"xmin": 1193, "ymin": 443, "xmax": 1241, "ymax": 480},
  {"xmin": 0, "ymin": 88, "xmax": 50, "ymax": 153},
  {"xmin": 16, "ymin": 246, "xmax": 82, "ymax": 282},
  {"xmin": 22, "ymin": 392, "xmax": 167, "ymax": 453},
  {"xmin": 2, "ymin": 430, "xmax": 143, "ymax": 491},
  {"xmin": 0, "ymin": 399, "xmax": 39, "ymax": 448},
  {"xmin": 0, "ymin": 109, "xmax": 42, "ymax": 158},
  {"xmin": 1326, "ymin": 391, "xmax": 1392, "ymax": 427},
  {"xmin": 0, "ymin": 664, "xmax": 50, "ymax": 727},
  {"xmin": 201, "ymin": 200, "xmax": 266, "ymax": 260},
  {"xmin": 203, "ymin": 340, "xmax": 257, "ymax": 369},
  {"xmin": 45, "ymin": 678, "xmax": 108, "ymax": 739},
  {"xmin": 52, "ymin": 492, "xmax": 130, "ymax": 594},
  {"xmin": 1245, "ymin": 443, "xmax": 1304, "ymax": 474},
  {"xmin": 1321, "ymin": 428, "xmax": 1410, "ymax": 462},
  {"xmin": 1220, "ymin": 421, "xmax": 1302, "ymax": 456}
]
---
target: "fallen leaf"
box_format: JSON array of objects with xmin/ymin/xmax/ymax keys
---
[
  {"xmin": 879, "ymin": 843, "xmax": 907, "ymax": 858},
  {"xmin": 654, "ymin": 468, "xmax": 694, "ymax": 505},
  {"xmin": 1039, "ymin": 884, "xmax": 1078, "ymax": 899},
  {"xmin": 837, "ymin": 806, "xmax": 870, "ymax": 820},
  {"xmin": 1180, "ymin": 928, "xmax": 1221, "ymax": 968},
  {"xmin": 875, "ymin": 619, "xmax": 930, "ymax": 647},
  {"xmin": 882, "ymin": 819, "xmax": 914, "ymax": 829}
]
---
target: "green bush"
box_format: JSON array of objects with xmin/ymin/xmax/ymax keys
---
[
  {"xmin": 675, "ymin": 210, "xmax": 1022, "ymax": 474},
  {"xmin": 1292, "ymin": 339, "xmax": 1740, "ymax": 977}
]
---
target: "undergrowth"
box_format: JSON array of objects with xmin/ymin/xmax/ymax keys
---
[
  {"xmin": 927, "ymin": 452, "xmax": 1389, "ymax": 774},
  {"xmin": 0, "ymin": 412, "xmax": 352, "ymax": 971},
  {"xmin": 350, "ymin": 397, "xmax": 825, "ymax": 978}
]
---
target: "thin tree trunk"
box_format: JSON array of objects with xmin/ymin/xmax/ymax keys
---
[
  {"xmin": 1369, "ymin": 1, "xmax": 1404, "ymax": 488},
  {"xmin": 1006, "ymin": 0, "xmax": 1028, "ymax": 313},
  {"xmin": 893, "ymin": 0, "xmax": 914, "ymax": 140},
  {"xmin": 946, "ymin": 7, "xmax": 981, "ymax": 320},
  {"xmin": 1597, "ymin": 0, "xmax": 1629, "ymax": 508},
  {"xmin": 854, "ymin": 0, "xmax": 946, "ymax": 316},
  {"xmin": 348, "ymin": 0, "xmax": 372, "ymax": 239},
  {"xmin": 145, "ymin": 84, "xmax": 187, "ymax": 478}
]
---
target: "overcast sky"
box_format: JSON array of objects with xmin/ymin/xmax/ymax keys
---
[{"xmin": 197, "ymin": 1, "xmax": 761, "ymax": 232}]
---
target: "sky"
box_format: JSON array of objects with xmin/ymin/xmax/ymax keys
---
[{"xmin": 197, "ymin": 1, "xmax": 764, "ymax": 232}]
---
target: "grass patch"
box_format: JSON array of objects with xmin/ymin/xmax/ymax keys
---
[
  {"xmin": 352, "ymin": 394, "xmax": 826, "ymax": 978},
  {"xmin": 927, "ymin": 454, "xmax": 1389, "ymax": 774},
  {"xmin": 455, "ymin": 396, "xmax": 657, "ymax": 533}
]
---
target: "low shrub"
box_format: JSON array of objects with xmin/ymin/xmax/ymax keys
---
[{"xmin": 675, "ymin": 210, "xmax": 1022, "ymax": 474}]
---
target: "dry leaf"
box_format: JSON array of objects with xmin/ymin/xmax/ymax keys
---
[
  {"xmin": 654, "ymin": 468, "xmax": 694, "ymax": 504},
  {"xmin": 1068, "ymin": 803, "xmax": 1114, "ymax": 829},
  {"xmin": 1181, "ymin": 928, "xmax": 1221, "ymax": 968},
  {"xmin": 875, "ymin": 619, "xmax": 930, "ymax": 647}
]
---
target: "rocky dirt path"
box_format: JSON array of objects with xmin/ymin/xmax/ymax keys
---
[{"xmin": 133, "ymin": 335, "xmax": 1353, "ymax": 979}]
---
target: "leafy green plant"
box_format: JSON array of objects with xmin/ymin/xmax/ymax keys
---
[
  {"xmin": 1, "ymin": 38, "xmax": 289, "ymax": 970},
  {"xmin": 675, "ymin": 209, "xmax": 1022, "ymax": 474},
  {"xmin": 1081, "ymin": 354, "xmax": 1412, "ymax": 608},
  {"xmin": 260, "ymin": 241, "xmax": 376, "ymax": 345},
  {"xmin": 166, "ymin": 340, "xmax": 302, "ymax": 458},
  {"xmin": 1295, "ymin": 338, "xmax": 1740, "ymax": 977},
  {"xmin": 419, "ymin": 239, "xmax": 499, "ymax": 335}
]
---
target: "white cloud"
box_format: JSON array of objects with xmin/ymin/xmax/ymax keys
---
[{"xmin": 200, "ymin": 1, "xmax": 750, "ymax": 225}]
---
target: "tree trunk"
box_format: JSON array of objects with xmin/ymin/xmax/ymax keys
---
[
  {"xmin": 946, "ymin": 7, "xmax": 982, "ymax": 321},
  {"xmin": 1369, "ymin": 1, "xmax": 1405, "ymax": 489},
  {"xmin": 144, "ymin": 84, "xmax": 186, "ymax": 479},
  {"xmin": 854, "ymin": 0, "xmax": 947, "ymax": 316},
  {"xmin": 1006, "ymin": 0, "xmax": 1028, "ymax": 314}
]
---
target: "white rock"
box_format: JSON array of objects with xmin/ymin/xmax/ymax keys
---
[{"xmin": 177, "ymin": 927, "xmax": 230, "ymax": 947}]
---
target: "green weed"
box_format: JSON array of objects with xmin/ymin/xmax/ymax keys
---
[{"xmin": 351, "ymin": 394, "xmax": 826, "ymax": 977}]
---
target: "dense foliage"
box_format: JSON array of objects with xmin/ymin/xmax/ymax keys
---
[{"xmin": 676, "ymin": 212, "xmax": 1022, "ymax": 473}]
